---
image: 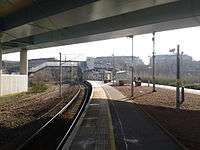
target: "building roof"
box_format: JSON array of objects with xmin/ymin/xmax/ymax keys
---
[{"xmin": 29, "ymin": 61, "xmax": 78, "ymax": 73}]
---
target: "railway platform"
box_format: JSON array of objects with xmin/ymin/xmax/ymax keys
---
[{"xmin": 63, "ymin": 81, "xmax": 184, "ymax": 150}]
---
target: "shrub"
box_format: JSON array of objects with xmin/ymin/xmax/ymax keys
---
[
  {"xmin": 185, "ymin": 84, "xmax": 200, "ymax": 90},
  {"xmin": 142, "ymin": 77, "xmax": 177, "ymax": 86},
  {"xmin": 29, "ymin": 82, "xmax": 48, "ymax": 93},
  {"xmin": 142, "ymin": 77, "xmax": 200, "ymax": 90}
]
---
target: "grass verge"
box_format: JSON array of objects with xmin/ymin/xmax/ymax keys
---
[
  {"xmin": 142, "ymin": 77, "xmax": 200, "ymax": 90},
  {"xmin": 29, "ymin": 82, "xmax": 48, "ymax": 93}
]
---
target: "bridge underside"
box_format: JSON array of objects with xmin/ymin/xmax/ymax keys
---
[{"xmin": 0, "ymin": 0, "xmax": 200, "ymax": 54}]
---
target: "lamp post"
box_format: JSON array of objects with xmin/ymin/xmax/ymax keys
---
[
  {"xmin": 169, "ymin": 45, "xmax": 182, "ymax": 109},
  {"xmin": 152, "ymin": 32, "xmax": 156, "ymax": 92},
  {"xmin": 148, "ymin": 55, "xmax": 151, "ymax": 86},
  {"xmin": 176, "ymin": 45, "xmax": 180, "ymax": 109},
  {"xmin": 59, "ymin": 52, "xmax": 62, "ymax": 98},
  {"xmin": 127, "ymin": 35, "xmax": 134, "ymax": 97},
  {"xmin": 112, "ymin": 53, "xmax": 115, "ymax": 86}
]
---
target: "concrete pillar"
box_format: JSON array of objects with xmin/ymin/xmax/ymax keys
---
[
  {"xmin": 0, "ymin": 43, "xmax": 2, "ymax": 75},
  {"xmin": 0, "ymin": 46, "xmax": 2, "ymax": 96},
  {"xmin": 20, "ymin": 48, "xmax": 28, "ymax": 75}
]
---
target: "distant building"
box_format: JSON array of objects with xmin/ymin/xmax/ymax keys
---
[
  {"xmin": 149, "ymin": 54, "xmax": 200, "ymax": 81},
  {"xmin": 150, "ymin": 54, "xmax": 192, "ymax": 65},
  {"xmin": 29, "ymin": 61, "xmax": 83, "ymax": 83},
  {"xmin": 86, "ymin": 56, "xmax": 144, "ymax": 70},
  {"xmin": 2, "ymin": 60, "xmax": 20, "ymax": 74},
  {"xmin": 28, "ymin": 58, "xmax": 56, "ymax": 69},
  {"xmin": 86, "ymin": 57, "xmax": 95, "ymax": 70},
  {"xmin": 85, "ymin": 56, "xmax": 144, "ymax": 81}
]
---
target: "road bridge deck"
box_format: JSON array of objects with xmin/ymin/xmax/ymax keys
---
[{"xmin": 63, "ymin": 81, "xmax": 183, "ymax": 150}]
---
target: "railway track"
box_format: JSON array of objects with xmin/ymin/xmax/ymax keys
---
[{"xmin": 16, "ymin": 81, "xmax": 92, "ymax": 150}]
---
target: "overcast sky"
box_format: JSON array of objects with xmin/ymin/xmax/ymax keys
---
[{"xmin": 3, "ymin": 26, "xmax": 200, "ymax": 64}]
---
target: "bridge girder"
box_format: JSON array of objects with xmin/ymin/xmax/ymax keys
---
[{"xmin": 1, "ymin": 0, "xmax": 200, "ymax": 53}]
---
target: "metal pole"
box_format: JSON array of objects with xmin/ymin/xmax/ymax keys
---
[
  {"xmin": 181, "ymin": 86, "xmax": 185, "ymax": 104},
  {"xmin": 71, "ymin": 61, "xmax": 73, "ymax": 82},
  {"xmin": 0, "ymin": 41, "xmax": 2, "ymax": 96},
  {"xmin": 176, "ymin": 45, "xmax": 180, "ymax": 109},
  {"xmin": 131, "ymin": 35, "xmax": 134, "ymax": 97},
  {"xmin": 112, "ymin": 54, "xmax": 115, "ymax": 86},
  {"xmin": 59, "ymin": 52, "xmax": 62, "ymax": 98},
  {"xmin": 69, "ymin": 60, "xmax": 72, "ymax": 82},
  {"xmin": 0, "ymin": 41, "xmax": 2, "ymax": 75},
  {"xmin": 152, "ymin": 32, "xmax": 156, "ymax": 92}
]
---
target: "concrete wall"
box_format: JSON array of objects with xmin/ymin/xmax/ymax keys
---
[{"xmin": 1, "ymin": 74, "xmax": 28, "ymax": 96}]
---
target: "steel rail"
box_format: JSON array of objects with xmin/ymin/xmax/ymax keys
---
[
  {"xmin": 17, "ymin": 86, "xmax": 82, "ymax": 150},
  {"xmin": 56, "ymin": 81, "xmax": 92, "ymax": 150}
]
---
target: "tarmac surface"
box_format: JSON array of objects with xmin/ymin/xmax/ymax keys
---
[{"xmin": 64, "ymin": 81, "xmax": 183, "ymax": 150}]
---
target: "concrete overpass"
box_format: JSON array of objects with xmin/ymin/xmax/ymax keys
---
[{"xmin": 0, "ymin": 0, "xmax": 200, "ymax": 95}]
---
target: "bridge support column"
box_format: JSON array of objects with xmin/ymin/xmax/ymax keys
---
[
  {"xmin": 0, "ymin": 34, "xmax": 2, "ymax": 96},
  {"xmin": 20, "ymin": 48, "xmax": 28, "ymax": 75},
  {"xmin": 20, "ymin": 48, "xmax": 28, "ymax": 93},
  {"xmin": 0, "ymin": 45, "xmax": 2, "ymax": 96}
]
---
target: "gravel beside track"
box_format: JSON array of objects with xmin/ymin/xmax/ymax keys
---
[
  {"xmin": 0, "ymin": 84, "xmax": 79, "ymax": 150},
  {"xmin": 19, "ymin": 87, "xmax": 86, "ymax": 150},
  {"xmin": 115, "ymin": 85, "xmax": 200, "ymax": 150}
]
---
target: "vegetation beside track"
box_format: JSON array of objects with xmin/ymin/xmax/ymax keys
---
[
  {"xmin": 142, "ymin": 77, "xmax": 200, "ymax": 90},
  {"xmin": 29, "ymin": 82, "xmax": 48, "ymax": 93},
  {"xmin": 0, "ymin": 82, "xmax": 48, "ymax": 105},
  {"xmin": 16, "ymin": 82, "xmax": 91, "ymax": 150},
  {"xmin": 20, "ymin": 88, "xmax": 86, "ymax": 150},
  {"xmin": 115, "ymin": 85, "xmax": 200, "ymax": 150}
]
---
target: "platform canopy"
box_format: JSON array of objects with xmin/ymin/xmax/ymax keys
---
[{"xmin": 0, "ymin": 0, "xmax": 200, "ymax": 53}]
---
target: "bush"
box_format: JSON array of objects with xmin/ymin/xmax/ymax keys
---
[
  {"xmin": 29, "ymin": 82, "xmax": 48, "ymax": 93},
  {"xmin": 142, "ymin": 77, "xmax": 177, "ymax": 86},
  {"xmin": 142, "ymin": 77, "xmax": 200, "ymax": 90},
  {"xmin": 185, "ymin": 84, "xmax": 200, "ymax": 90}
]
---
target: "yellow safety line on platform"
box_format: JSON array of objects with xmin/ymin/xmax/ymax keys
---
[
  {"xmin": 102, "ymin": 87, "xmax": 116, "ymax": 150},
  {"xmin": 105, "ymin": 99, "xmax": 116, "ymax": 150},
  {"xmin": 89, "ymin": 81, "xmax": 116, "ymax": 149}
]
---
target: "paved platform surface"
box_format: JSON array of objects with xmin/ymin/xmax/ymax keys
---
[
  {"xmin": 64, "ymin": 81, "xmax": 183, "ymax": 150},
  {"xmin": 63, "ymin": 81, "xmax": 115, "ymax": 150}
]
